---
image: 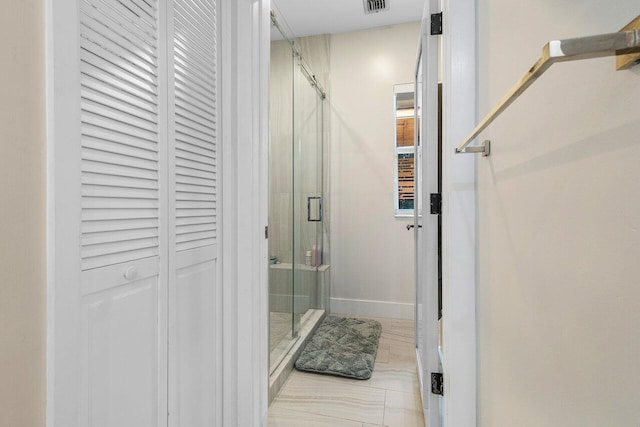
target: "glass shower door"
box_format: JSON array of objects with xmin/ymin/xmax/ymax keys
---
[
  {"xmin": 268, "ymin": 31, "xmax": 327, "ymax": 372},
  {"xmin": 292, "ymin": 54, "xmax": 323, "ymax": 337},
  {"xmin": 268, "ymin": 39, "xmax": 295, "ymax": 370}
]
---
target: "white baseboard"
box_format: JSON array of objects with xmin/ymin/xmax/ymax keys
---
[{"xmin": 330, "ymin": 297, "xmax": 414, "ymax": 319}]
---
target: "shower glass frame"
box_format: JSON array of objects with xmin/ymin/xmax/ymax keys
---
[{"xmin": 269, "ymin": 17, "xmax": 327, "ymax": 373}]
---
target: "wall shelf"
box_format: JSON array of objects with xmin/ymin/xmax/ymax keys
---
[{"xmin": 270, "ymin": 263, "xmax": 330, "ymax": 273}]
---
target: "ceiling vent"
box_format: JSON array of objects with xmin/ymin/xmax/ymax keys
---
[{"xmin": 364, "ymin": 0, "xmax": 389, "ymax": 14}]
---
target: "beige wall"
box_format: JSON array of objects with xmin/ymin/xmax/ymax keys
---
[
  {"xmin": 330, "ymin": 22, "xmax": 420, "ymax": 316},
  {"xmin": 477, "ymin": 1, "xmax": 640, "ymax": 425},
  {"xmin": 0, "ymin": 1, "xmax": 47, "ymax": 426}
]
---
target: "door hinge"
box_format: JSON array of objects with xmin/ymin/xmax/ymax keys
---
[
  {"xmin": 430, "ymin": 12, "xmax": 443, "ymax": 35},
  {"xmin": 431, "ymin": 372, "xmax": 444, "ymax": 395},
  {"xmin": 265, "ymin": 226, "xmax": 269, "ymax": 239},
  {"xmin": 430, "ymin": 193, "xmax": 442, "ymax": 215}
]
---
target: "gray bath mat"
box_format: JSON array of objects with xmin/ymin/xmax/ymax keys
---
[{"xmin": 295, "ymin": 315, "xmax": 382, "ymax": 380}]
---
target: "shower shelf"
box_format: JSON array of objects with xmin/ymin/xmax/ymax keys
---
[
  {"xmin": 270, "ymin": 263, "xmax": 330, "ymax": 273},
  {"xmin": 455, "ymin": 26, "xmax": 640, "ymax": 156}
]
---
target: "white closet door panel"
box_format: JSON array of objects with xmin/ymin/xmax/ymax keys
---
[
  {"xmin": 173, "ymin": 256, "xmax": 217, "ymax": 425},
  {"xmin": 168, "ymin": 0, "xmax": 218, "ymax": 425},
  {"xmin": 81, "ymin": 277, "xmax": 160, "ymax": 426},
  {"xmin": 80, "ymin": 0, "xmax": 161, "ymax": 273},
  {"xmin": 74, "ymin": 1, "xmax": 167, "ymax": 426}
]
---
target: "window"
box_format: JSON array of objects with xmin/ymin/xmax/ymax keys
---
[{"xmin": 394, "ymin": 84, "xmax": 419, "ymax": 216}]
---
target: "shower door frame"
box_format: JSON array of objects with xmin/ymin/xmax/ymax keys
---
[{"xmin": 291, "ymin": 59, "xmax": 325, "ymax": 339}]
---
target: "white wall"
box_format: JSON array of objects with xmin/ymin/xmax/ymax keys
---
[
  {"xmin": 330, "ymin": 22, "xmax": 421, "ymax": 319},
  {"xmin": 0, "ymin": 1, "xmax": 47, "ymax": 425},
  {"xmin": 476, "ymin": 2, "xmax": 640, "ymax": 426}
]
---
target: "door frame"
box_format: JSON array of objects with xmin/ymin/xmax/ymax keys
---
[
  {"xmin": 415, "ymin": 0, "xmax": 478, "ymax": 426},
  {"xmin": 440, "ymin": 0, "xmax": 478, "ymax": 425},
  {"xmin": 219, "ymin": 0, "xmax": 270, "ymax": 425},
  {"xmin": 415, "ymin": 1, "xmax": 441, "ymax": 425}
]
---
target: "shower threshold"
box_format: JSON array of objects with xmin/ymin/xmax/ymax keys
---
[{"xmin": 268, "ymin": 309, "xmax": 326, "ymax": 404}]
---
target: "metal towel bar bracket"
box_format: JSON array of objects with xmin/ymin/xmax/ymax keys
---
[{"xmin": 455, "ymin": 28, "xmax": 640, "ymax": 156}]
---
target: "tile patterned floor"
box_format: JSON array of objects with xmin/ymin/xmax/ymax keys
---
[{"xmin": 268, "ymin": 315, "xmax": 425, "ymax": 427}]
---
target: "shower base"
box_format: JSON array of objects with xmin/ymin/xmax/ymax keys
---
[{"xmin": 268, "ymin": 309, "xmax": 326, "ymax": 404}]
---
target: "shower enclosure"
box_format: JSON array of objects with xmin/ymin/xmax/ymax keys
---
[{"xmin": 269, "ymin": 18, "xmax": 329, "ymax": 372}]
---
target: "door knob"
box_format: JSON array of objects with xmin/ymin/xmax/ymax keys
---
[
  {"xmin": 124, "ymin": 266, "xmax": 138, "ymax": 281},
  {"xmin": 406, "ymin": 224, "xmax": 423, "ymax": 231}
]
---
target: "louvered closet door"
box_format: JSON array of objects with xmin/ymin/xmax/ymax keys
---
[
  {"xmin": 78, "ymin": 0, "xmax": 168, "ymax": 425},
  {"xmin": 167, "ymin": 0, "xmax": 219, "ymax": 425}
]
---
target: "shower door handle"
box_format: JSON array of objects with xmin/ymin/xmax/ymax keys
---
[{"xmin": 307, "ymin": 196, "xmax": 322, "ymax": 222}]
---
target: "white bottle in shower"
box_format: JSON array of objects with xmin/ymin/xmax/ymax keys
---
[{"xmin": 305, "ymin": 251, "xmax": 312, "ymax": 266}]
